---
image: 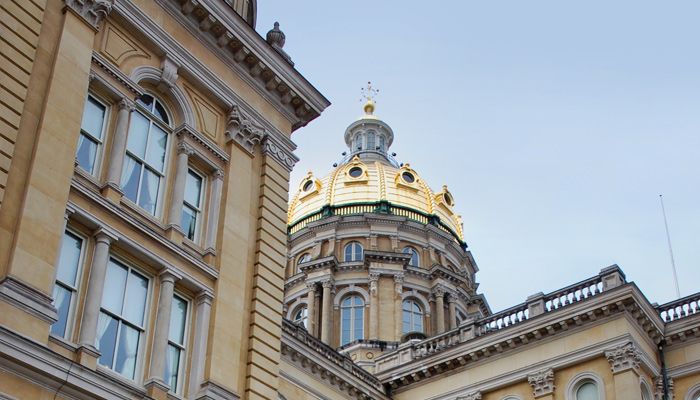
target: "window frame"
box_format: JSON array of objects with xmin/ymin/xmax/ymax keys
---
[
  {"xmin": 566, "ymin": 372, "xmax": 605, "ymax": 400},
  {"xmin": 340, "ymin": 295, "xmax": 365, "ymax": 346},
  {"xmin": 164, "ymin": 292, "xmax": 190, "ymax": 394},
  {"xmin": 292, "ymin": 305, "xmax": 308, "ymax": 328},
  {"xmin": 182, "ymin": 167, "xmax": 206, "ymax": 243},
  {"xmin": 121, "ymin": 93, "xmax": 172, "ymax": 217},
  {"xmin": 95, "ymin": 256, "xmax": 152, "ymax": 381},
  {"xmin": 343, "ymin": 242, "xmax": 363, "ymax": 262},
  {"xmin": 76, "ymin": 93, "xmax": 109, "ymax": 176},
  {"xmin": 50, "ymin": 228, "xmax": 87, "ymax": 340},
  {"xmin": 402, "ymin": 299, "xmax": 424, "ymax": 334},
  {"xmin": 402, "ymin": 246, "xmax": 420, "ymax": 267}
]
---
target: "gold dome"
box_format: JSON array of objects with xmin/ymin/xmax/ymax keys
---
[{"xmin": 288, "ymin": 156, "xmax": 465, "ymax": 244}]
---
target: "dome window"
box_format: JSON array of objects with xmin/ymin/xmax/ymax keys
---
[
  {"xmin": 444, "ymin": 192, "xmax": 454, "ymax": 206},
  {"xmin": 302, "ymin": 180, "xmax": 314, "ymax": 192},
  {"xmin": 348, "ymin": 166, "xmax": 363, "ymax": 178},
  {"xmin": 401, "ymin": 172, "xmax": 415, "ymax": 184}
]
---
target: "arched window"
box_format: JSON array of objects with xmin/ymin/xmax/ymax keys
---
[
  {"xmin": 402, "ymin": 299, "xmax": 424, "ymax": 334},
  {"xmin": 366, "ymin": 131, "xmax": 376, "ymax": 150},
  {"xmin": 640, "ymin": 382, "xmax": 652, "ymax": 400},
  {"xmin": 121, "ymin": 93, "xmax": 171, "ymax": 216},
  {"xmin": 402, "ymin": 246, "xmax": 420, "ymax": 267},
  {"xmin": 378, "ymin": 135, "xmax": 385, "ymax": 152},
  {"xmin": 340, "ymin": 295, "xmax": 364, "ymax": 345},
  {"xmin": 344, "ymin": 242, "xmax": 363, "ymax": 262},
  {"xmin": 353, "ymin": 134, "xmax": 362, "ymax": 151},
  {"xmin": 292, "ymin": 306, "xmax": 308, "ymax": 328},
  {"xmin": 295, "ymin": 253, "xmax": 311, "ymax": 274}
]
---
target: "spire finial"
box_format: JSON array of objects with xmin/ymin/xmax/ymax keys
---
[{"xmin": 360, "ymin": 81, "xmax": 379, "ymax": 115}]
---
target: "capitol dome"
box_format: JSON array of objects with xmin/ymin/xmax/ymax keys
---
[{"xmin": 288, "ymin": 100, "xmax": 465, "ymax": 247}]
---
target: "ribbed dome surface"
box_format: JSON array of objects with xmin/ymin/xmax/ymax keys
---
[{"xmin": 288, "ymin": 156, "xmax": 464, "ymax": 243}]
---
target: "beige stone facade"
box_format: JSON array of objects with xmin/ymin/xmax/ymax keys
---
[{"xmin": 0, "ymin": 1, "xmax": 698, "ymax": 400}]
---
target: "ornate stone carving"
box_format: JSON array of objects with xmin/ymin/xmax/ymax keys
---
[
  {"xmin": 605, "ymin": 342, "xmax": 641, "ymax": 373},
  {"xmin": 226, "ymin": 105, "xmax": 266, "ymax": 155},
  {"xmin": 117, "ymin": 98, "xmax": 135, "ymax": 112},
  {"xmin": 159, "ymin": 56, "xmax": 180, "ymax": 91},
  {"xmin": 654, "ymin": 376, "xmax": 674, "ymax": 400},
  {"xmin": 432, "ymin": 285, "xmax": 447, "ymax": 298},
  {"xmin": 393, "ymin": 273, "xmax": 405, "ymax": 295},
  {"xmin": 64, "ymin": 0, "xmax": 113, "ymax": 28},
  {"xmin": 528, "ymin": 368, "xmax": 555, "ymax": 397},
  {"xmin": 456, "ymin": 392, "xmax": 481, "ymax": 400},
  {"xmin": 176, "ymin": 141, "xmax": 194, "ymax": 156},
  {"xmin": 369, "ymin": 272, "xmax": 380, "ymax": 296},
  {"xmin": 321, "ymin": 279, "xmax": 335, "ymax": 289},
  {"xmin": 263, "ymin": 136, "xmax": 298, "ymax": 172},
  {"xmin": 213, "ymin": 169, "xmax": 225, "ymax": 180}
]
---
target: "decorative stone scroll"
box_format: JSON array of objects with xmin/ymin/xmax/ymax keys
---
[
  {"xmin": 263, "ymin": 136, "xmax": 298, "ymax": 172},
  {"xmin": 64, "ymin": 0, "xmax": 113, "ymax": 28},
  {"xmin": 456, "ymin": 391, "xmax": 481, "ymax": 400},
  {"xmin": 226, "ymin": 105, "xmax": 266, "ymax": 154},
  {"xmin": 605, "ymin": 342, "xmax": 641, "ymax": 373},
  {"xmin": 528, "ymin": 368, "xmax": 555, "ymax": 397}
]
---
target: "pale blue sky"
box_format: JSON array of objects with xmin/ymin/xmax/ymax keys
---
[{"xmin": 256, "ymin": 1, "xmax": 700, "ymax": 311}]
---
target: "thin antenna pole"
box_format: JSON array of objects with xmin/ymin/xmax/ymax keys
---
[{"xmin": 659, "ymin": 194, "xmax": 681, "ymax": 298}]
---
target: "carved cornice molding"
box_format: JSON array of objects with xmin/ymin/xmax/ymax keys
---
[
  {"xmin": 262, "ymin": 135, "xmax": 298, "ymax": 172},
  {"xmin": 91, "ymin": 52, "xmax": 144, "ymax": 97},
  {"xmin": 605, "ymin": 342, "xmax": 641, "ymax": 373},
  {"xmin": 64, "ymin": 0, "xmax": 113, "ymax": 29},
  {"xmin": 226, "ymin": 105, "xmax": 266, "ymax": 154},
  {"xmin": 456, "ymin": 392, "xmax": 482, "ymax": 400},
  {"xmin": 528, "ymin": 368, "xmax": 555, "ymax": 397}
]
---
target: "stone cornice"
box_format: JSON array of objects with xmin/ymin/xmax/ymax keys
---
[
  {"xmin": 364, "ymin": 250, "xmax": 411, "ymax": 265},
  {"xmin": 151, "ymin": 0, "xmax": 330, "ymax": 131},
  {"xmin": 64, "ymin": 0, "xmax": 113, "ymax": 29},
  {"xmin": 91, "ymin": 51, "xmax": 144, "ymax": 97},
  {"xmin": 174, "ymin": 123, "xmax": 229, "ymax": 163},
  {"xmin": 281, "ymin": 319, "xmax": 389, "ymax": 400},
  {"xmin": 298, "ymin": 255, "xmax": 337, "ymax": 274}
]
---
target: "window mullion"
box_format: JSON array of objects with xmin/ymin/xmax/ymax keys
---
[{"xmin": 112, "ymin": 320, "xmax": 123, "ymax": 370}]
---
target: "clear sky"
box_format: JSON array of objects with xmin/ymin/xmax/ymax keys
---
[{"xmin": 256, "ymin": 1, "xmax": 700, "ymax": 312}]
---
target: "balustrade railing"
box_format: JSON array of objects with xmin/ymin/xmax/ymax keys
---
[
  {"xmin": 657, "ymin": 293, "xmax": 700, "ymax": 322},
  {"xmin": 477, "ymin": 302, "xmax": 529, "ymax": 334},
  {"xmin": 544, "ymin": 275, "xmax": 604, "ymax": 312}
]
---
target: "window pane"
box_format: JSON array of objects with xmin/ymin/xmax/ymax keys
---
[
  {"xmin": 56, "ymin": 232, "xmax": 82, "ymax": 287},
  {"xmin": 344, "ymin": 245, "xmax": 352, "ymax": 261},
  {"xmin": 164, "ymin": 344, "xmax": 181, "ymax": 392},
  {"xmin": 123, "ymin": 271, "xmax": 148, "ymax": 326},
  {"xmin": 115, "ymin": 324, "xmax": 140, "ymax": 379},
  {"xmin": 184, "ymin": 170, "xmax": 203, "ymax": 207},
  {"xmin": 137, "ymin": 94, "xmax": 154, "ymax": 111},
  {"xmin": 181, "ymin": 206, "xmax": 197, "ymax": 241},
  {"xmin": 138, "ymin": 168, "xmax": 160, "ymax": 215},
  {"xmin": 96, "ymin": 313, "xmax": 118, "ymax": 368},
  {"xmin": 76, "ymin": 133, "xmax": 99, "ymax": 173},
  {"xmin": 51, "ymin": 284, "xmax": 72, "ymax": 337},
  {"xmin": 415, "ymin": 317, "xmax": 423, "ymax": 333},
  {"xmin": 81, "ymin": 97, "xmax": 105, "ymax": 139},
  {"xmin": 169, "ymin": 296, "xmax": 187, "ymax": 345},
  {"xmin": 102, "ymin": 260, "xmax": 128, "ymax": 315},
  {"xmin": 121, "ymin": 155, "xmax": 142, "ymax": 203},
  {"xmin": 146, "ymin": 125, "xmax": 167, "ymax": 172},
  {"xmin": 126, "ymin": 112, "xmax": 149, "ymax": 158},
  {"xmin": 576, "ymin": 382, "xmax": 598, "ymax": 400},
  {"xmin": 154, "ymin": 101, "xmax": 169, "ymax": 125}
]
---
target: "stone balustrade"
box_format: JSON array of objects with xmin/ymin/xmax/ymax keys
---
[{"xmin": 657, "ymin": 293, "xmax": 700, "ymax": 322}]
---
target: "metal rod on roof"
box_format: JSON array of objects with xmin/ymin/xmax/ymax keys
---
[{"xmin": 659, "ymin": 194, "xmax": 681, "ymax": 298}]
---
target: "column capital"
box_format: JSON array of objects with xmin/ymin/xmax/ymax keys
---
[
  {"xmin": 528, "ymin": 368, "xmax": 555, "ymax": 397},
  {"xmin": 158, "ymin": 268, "xmax": 181, "ymax": 284},
  {"xmin": 213, "ymin": 169, "xmax": 225, "ymax": 180},
  {"xmin": 605, "ymin": 342, "xmax": 641, "ymax": 373},
  {"xmin": 432, "ymin": 284, "xmax": 447, "ymax": 298},
  {"xmin": 321, "ymin": 278, "xmax": 334, "ymax": 289},
  {"xmin": 369, "ymin": 272, "xmax": 380, "ymax": 296},
  {"xmin": 305, "ymin": 281, "xmax": 317, "ymax": 292},
  {"xmin": 117, "ymin": 98, "xmax": 135, "ymax": 112},
  {"xmin": 448, "ymin": 292, "xmax": 458, "ymax": 304},
  {"xmin": 177, "ymin": 141, "xmax": 195, "ymax": 156},
  {"xmin": 195, "ymin": 290, "xmax": 214, "ymax": 306},
  {"xmin": 93, "ymin": 227, "xmax": 118, "ymax": 244},
  {"xmin": 64, "ymin": 0, "xmax": 114, "ymax": 29}
]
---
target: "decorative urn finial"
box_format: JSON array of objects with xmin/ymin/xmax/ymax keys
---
[
  {"xmin": 266, "ymin": 21, "xmax": 286, "ymax": 48},
  {"xmin": 360, "ymin": 81, "xmax": 379, "ymax": 115}
]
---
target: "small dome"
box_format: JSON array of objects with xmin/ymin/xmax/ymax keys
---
[{"xmin": 288, "ymin": 157, "xmax": 464, "ymax": 244}]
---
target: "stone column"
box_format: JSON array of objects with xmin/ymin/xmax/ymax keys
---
[
  {"xmin": 102, "ymin": 98, "xmax": 134, "ymax": 200},
  {"xmin": 78, "ymin": 229, "xmax": 116, "ymax": 365},
  {"xmin": 166, "ymin": 141, "xmax": 193, "ymax": 239},
  {"xmin": 369, "ymin": 272, "xmax": 380, "ymax": 339},
  {"xmin": 528, "ymin": 368, "xmax": 555, "ymax": 400},
  {"xmin": 320, "ymin": 279, "xmax": 334, "ymax": 344},
  {"xmin": 434, "ymin": 287, "xmax": 446, "ymax": 334},
  {"xmin": 306, "ymin": 282, "xmax": 317, "ymax": 336},
  {"xmin": 188, "ymin": 291, "xmax": 213, "ymax": 398},
  {"xmin": 204, "ymin": 169, "xmax": 224, "ymax": 252},
  {"xmin": 147, "ymin": 270, "xmax": 179, "ymax": 389},
  {"xmin": 393, "ymin": 274, "xmax": 404, "ymax": 340},
  {"xmin": 448, "ymin": 293, "xmax": 457, "ymax": 330},
  {"xmin": 606, "ymin": 342, "xmax": 643, "ymax": 400}
]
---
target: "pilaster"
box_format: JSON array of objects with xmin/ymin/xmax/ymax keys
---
[{"xmin": 606, "ymin": 342, "xmax": 643, "ymax": 400}]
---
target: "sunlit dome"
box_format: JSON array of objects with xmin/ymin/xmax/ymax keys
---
[{"xmin": 288, "ymin": 96, "xmax": 465, "ymax": 246}]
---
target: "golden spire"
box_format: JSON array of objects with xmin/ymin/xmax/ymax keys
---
[{"xmin": 360, "ymin": 81, "xmax": 379, "ymax": 115}]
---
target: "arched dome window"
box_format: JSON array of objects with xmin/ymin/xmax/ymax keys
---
[
  {"xmin": 121, "ymin": 93, "xmax": 172, "ymax": 216},
  {"xmin": 366, "ymin": 131, "xmax": 375, "ymax": 150},
  {"xmin": 402, "ymin": 246, "xmax": 420, "ymax": 267},
  {"xmin": 344, "ymin": 242, "xmax": 363, "ymax": 262},
  {"xmin": 576, "ymin": 382, "xmax": 599, "ymax": 400},
  {"xmin": 379, "ymin": 135, "xmax": 386, "ymax": 152},
  {"xmin": 353, "ymin": 134, "xmax": 362, "ymax": 151},
  {"xmin": 340, "ymin": 295, "xmax": 364, "ymax": 345},
  {"xmin": 292, "ymin": 305, "xmax": 308, "ymax": 328},
  {"xmin": 295, "ymin": 253, "xmax": 311, "ymax": 274},
  {"xmin": 402, "ymin": 299, "xmax": 424, "ymax": 334}
]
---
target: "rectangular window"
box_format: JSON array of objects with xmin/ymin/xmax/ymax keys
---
[
  {"xmin": 76, "ymin": 95, "xmax": 107, "ymax": 174},
  {"xmin": 121, "ymin": 110, "xmax": 168, "ymax": 216},
  {"xmin": 51, "ymin": 231, "xmax": 85, "ymax": 338},
  {"xmin": 164, "ymin": 295, "xmax": 188, "ymax": 393},
  {"xmin": 96, "ymin": 258, "xmax": 149, "ymax": 380},
  {"xmin": 181, "ymin": 169, "xmax": 204, "ymax": 241}
]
